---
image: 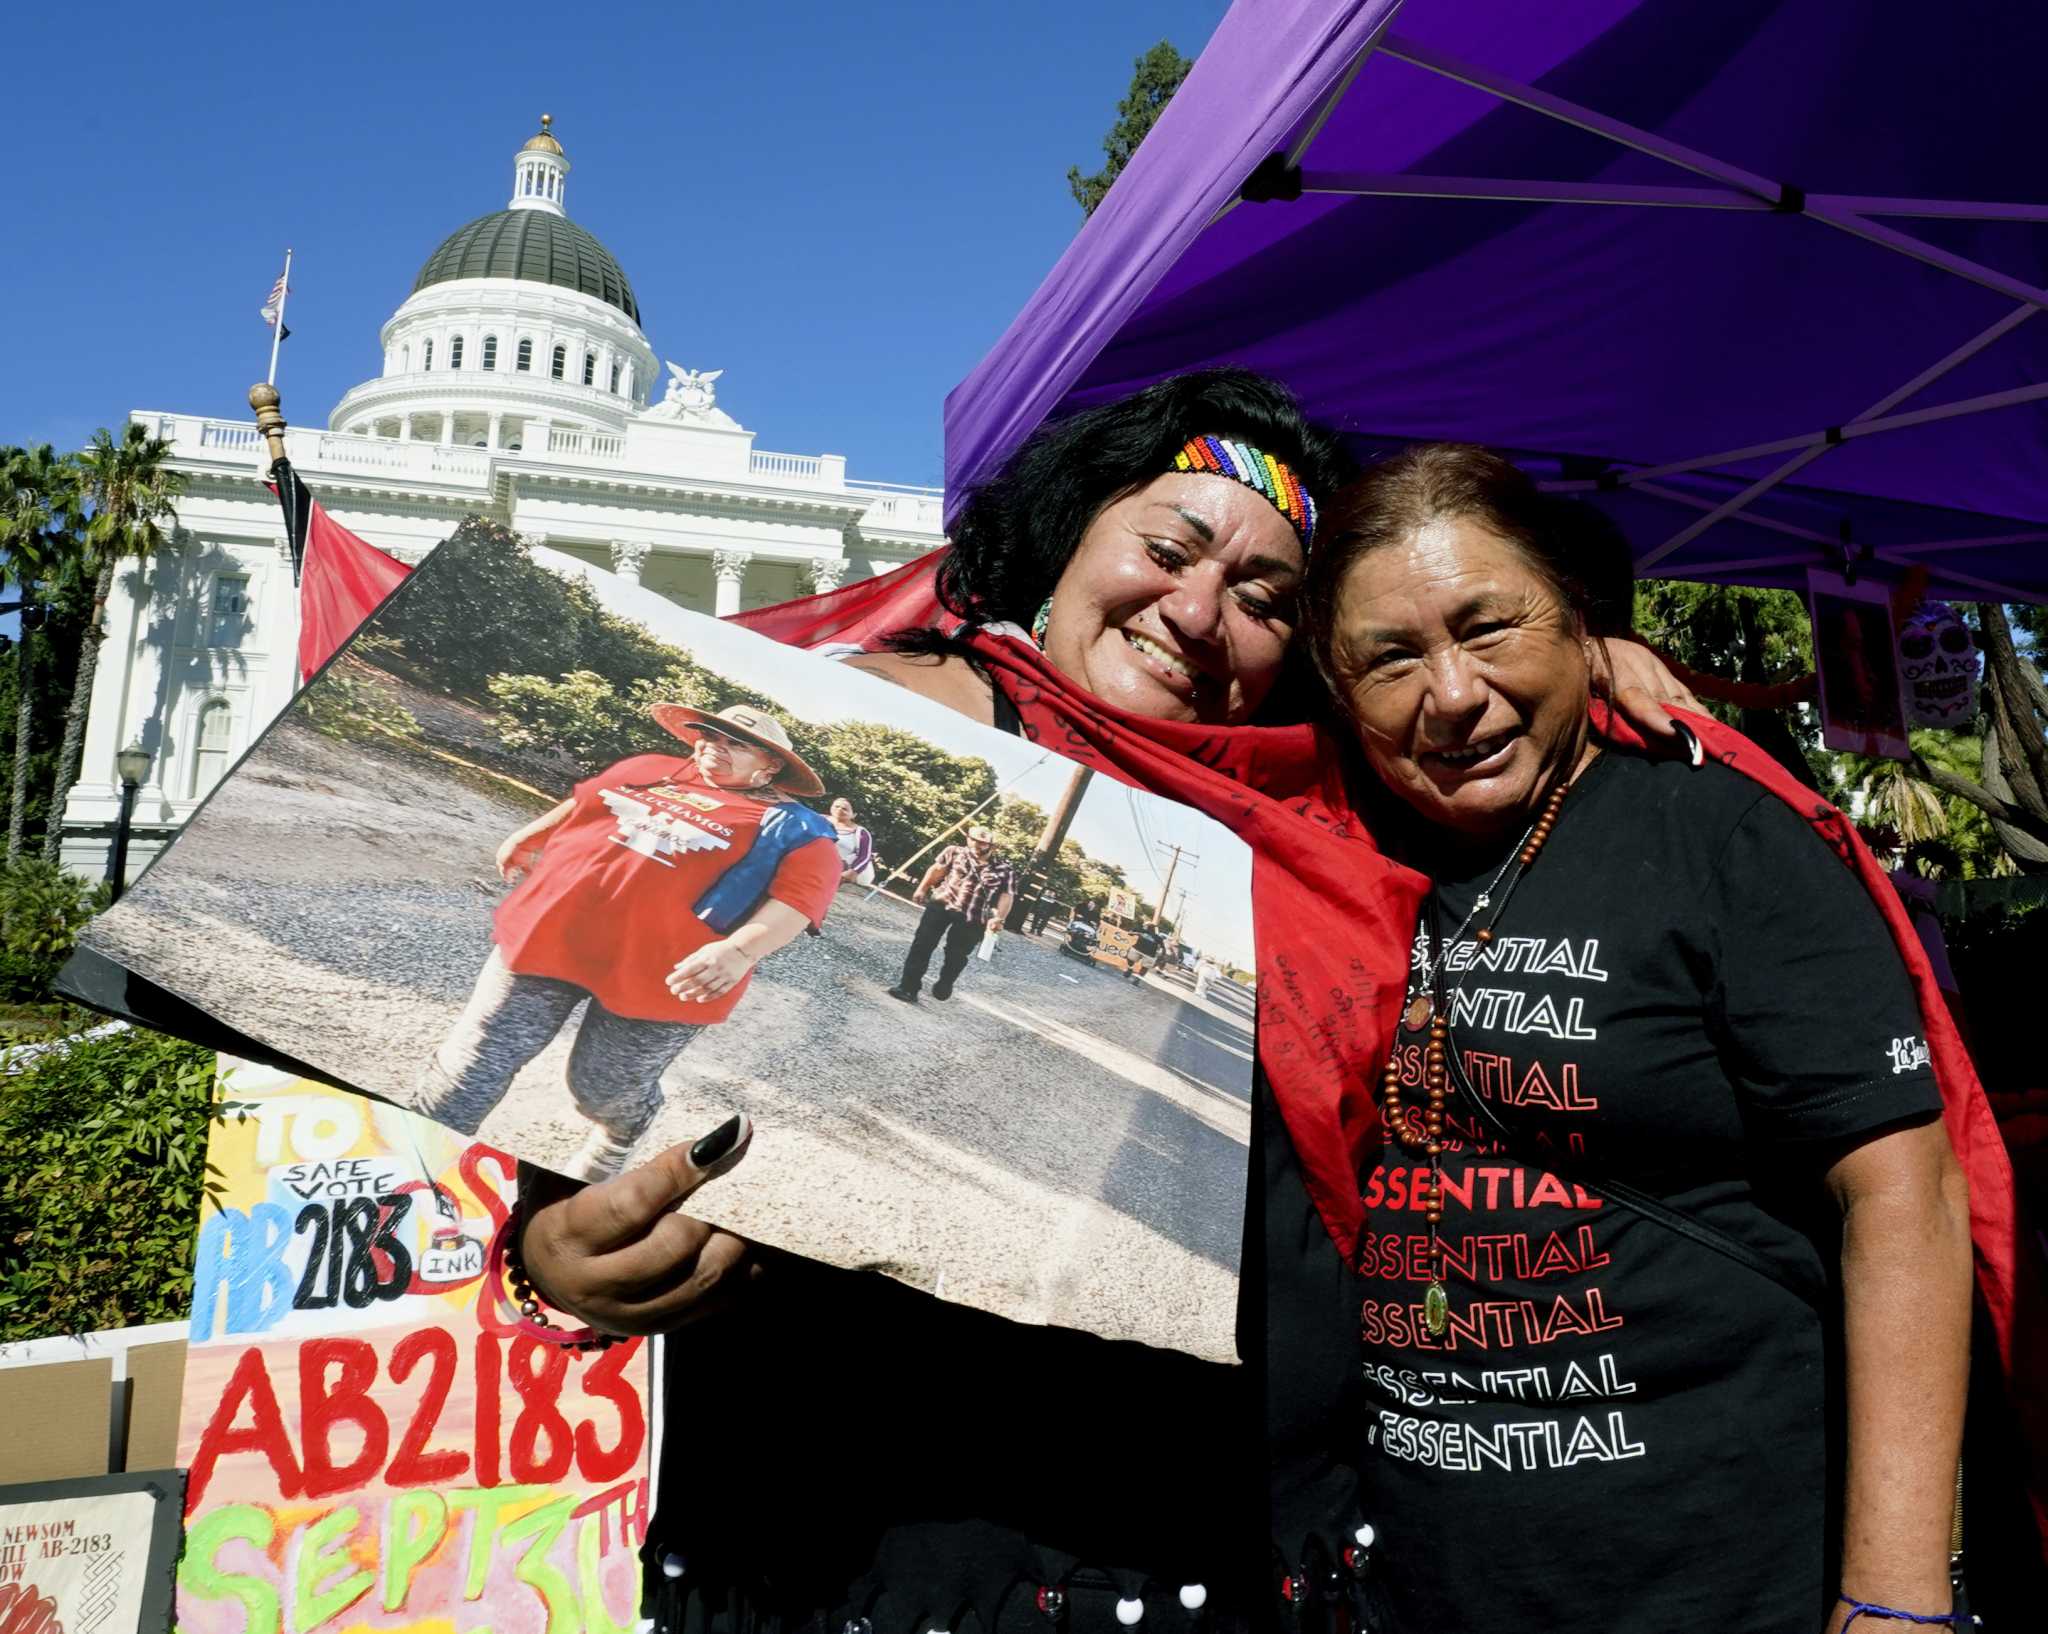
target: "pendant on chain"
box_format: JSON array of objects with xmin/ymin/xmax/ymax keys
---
[
  {"xmin": 1402, "ymin": 993, "xmax": 1434, "ymax": 1032},
  {"xmin": 1423, "ymin": 1279, "xmax": 1449, "ymax": 1337}
]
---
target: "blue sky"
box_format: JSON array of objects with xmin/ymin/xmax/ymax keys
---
[{"xmin": 2, "ymin": 0, "xmax": 1227, "ymax": 487}]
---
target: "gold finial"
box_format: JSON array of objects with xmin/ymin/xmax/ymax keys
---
[
  {"xmin": 521, "ymin": 113, "xmax": 564, "ymax": 156},
  {"xmin": 248, "ymin": 383, "xmax": 287, "ymax": 465}
]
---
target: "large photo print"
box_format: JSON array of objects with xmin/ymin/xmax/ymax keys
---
[{"xmin": 78, "ymin": 524, "xmax": 1258, "ymax": 1359}]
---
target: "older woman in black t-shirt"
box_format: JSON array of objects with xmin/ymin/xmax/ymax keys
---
[{"xmin": 1302, "ymin": 443, "xmax": 1971, "ymax": 1634}]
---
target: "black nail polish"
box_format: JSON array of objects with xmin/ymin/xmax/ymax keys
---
[{"xmin": 690, "ymin": 1114, "xmax": 744, "ymax": 1168}]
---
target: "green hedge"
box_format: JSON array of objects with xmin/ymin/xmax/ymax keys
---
[{"xmin": 0, "ymin": 1025, "xmax": 219, "ymax": 1342}]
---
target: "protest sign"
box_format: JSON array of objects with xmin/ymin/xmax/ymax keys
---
[
  {"xmin": 77, "ymin": 525, "xmax": 1258, "ymax": 1360},
  {"xmin": 174, "ymin": 1061, "xmax": 652, "ymax": 1634},
  {"xmin": 1807, "ymin": 568, "xmax": 1912, "ymax": 759},
  {"xmin": 0, "ymin": 1472, "xmax": 182, "ymax": 1634}
]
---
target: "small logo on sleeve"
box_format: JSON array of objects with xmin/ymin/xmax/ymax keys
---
[{"xmin": 1887, "ymin": 1035, "xmax": 1932, "ymax": 1075}]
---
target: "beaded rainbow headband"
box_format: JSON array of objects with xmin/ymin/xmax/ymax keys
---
[{"xmin": 1171, "ymin": 434, "xmax": 1318, "ymax": 547}]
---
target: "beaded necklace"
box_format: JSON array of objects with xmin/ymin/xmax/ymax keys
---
[{"xmin": 1378, "ymin": 768, "xmax": 1577, "ymax": 1337}]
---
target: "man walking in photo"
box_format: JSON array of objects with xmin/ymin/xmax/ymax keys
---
[{"xmin": 888, "ymin": 824, "xmax": 1016, "ymax": 1003}]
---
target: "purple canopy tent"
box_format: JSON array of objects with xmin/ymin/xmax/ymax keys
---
[{"xmin": 945, "ymin": 0, "xmax": 2048, "ymax": 604}]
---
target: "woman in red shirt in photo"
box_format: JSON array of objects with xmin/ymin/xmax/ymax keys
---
[{"xmin": 416, "ymin": 702, "xmax": 841, "ymax": 1180}]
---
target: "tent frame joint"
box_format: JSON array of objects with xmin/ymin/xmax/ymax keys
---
[{"xmin": 1240, "ymin": 151, "xmax": 1304, "ymax": 204}]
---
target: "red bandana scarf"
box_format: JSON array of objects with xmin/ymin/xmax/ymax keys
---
[{"xmin": 733, "ymin": 578, "xmax": 2047, "ymax": 1553}]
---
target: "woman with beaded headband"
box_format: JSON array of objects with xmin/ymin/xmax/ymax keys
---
[{"xmin": 506, "ymin": 372, "xmax": 1703, "ymax": 1634}]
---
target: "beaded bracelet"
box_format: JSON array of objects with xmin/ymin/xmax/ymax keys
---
[
  {"xmin": 1837, "ymin": 1595, "xmax": 1964, "ymax": 1629},
  {"xmin": 484, "ymin": 1204, "xmax": 621, "ymax": 1352}
]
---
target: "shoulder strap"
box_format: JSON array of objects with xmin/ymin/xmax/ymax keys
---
[{"xmin": 1427, "ymin": 902, "xmax": 1826, "ymax": 1313}]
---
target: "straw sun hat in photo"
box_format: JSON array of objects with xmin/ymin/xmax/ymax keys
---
[{"xmin": 649, "ymin": 702, "xmax": 827, "ymax": 798}]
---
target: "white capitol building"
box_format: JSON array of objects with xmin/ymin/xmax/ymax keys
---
[{"xmin": 63, "ymin": 117, "xmax": 946, "ymax": 873}]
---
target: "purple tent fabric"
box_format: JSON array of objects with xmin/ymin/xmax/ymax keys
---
[{"xmin": 945, "ymin": 0, "xmax": 2048, "ymax": 601}]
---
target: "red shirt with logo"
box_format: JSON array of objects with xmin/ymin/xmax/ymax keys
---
[{"xmin": 494, "ymin": 754, "xmax": 839, "ymax": 1023}]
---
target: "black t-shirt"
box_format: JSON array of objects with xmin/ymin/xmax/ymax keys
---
[{"xmin": 1355, "ymin": 750, "xmax": 1942, "ymax": 1634}]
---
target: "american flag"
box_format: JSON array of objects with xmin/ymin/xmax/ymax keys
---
[{"xmin": 260, "ymin": 272, "xmax": 289, "ymax": 327}]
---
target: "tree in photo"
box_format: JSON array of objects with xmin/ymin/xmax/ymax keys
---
[
  {"xmin": 0, "ymin": 445, "xmax": 85, "ymax": 859},
  {"xmin": 44, "ymin": 423, "xmax": 183, "ymax": 862},
  {"xmin": 375, "ymin": 516, "xmax": 683, "ymax": 697},
  {"xmin": 1068, "ymin": 40, "xmax": 1193, "ymax": 216},
  {"xmin": 803, "ymin": 719, "xmax": 999, "ymax": 882}
]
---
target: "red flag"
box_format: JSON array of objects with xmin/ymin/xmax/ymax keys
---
[
  {"xmin": 298, "ymin": 499, "xmax": 411, "ymax": 682},
  {"xmin": 727, "ymin": 549, "xmax": 946, "ymax": 650},
  {"xmin": 266, "ymin": 463, "xmax": 412, "ymax": 682}
]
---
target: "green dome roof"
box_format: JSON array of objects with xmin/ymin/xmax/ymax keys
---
[{"xmin": 413, "ymin": 210, "xmax": 639, "ymax": 322}]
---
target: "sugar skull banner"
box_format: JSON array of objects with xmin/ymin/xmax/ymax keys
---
[
  {"xmin": 1896, "ymin": 600, "xmax": 1981, "ymax": 728},
  {"xmin": 174, "ymin": 1061, "xmax": 653, "ymax": 1634}
]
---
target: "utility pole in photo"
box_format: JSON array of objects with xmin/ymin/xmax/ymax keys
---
[
  {"xmin": 1152, "ymin": 841, "xmax": 1197, "ymax": 926},
  {"xmin": 1007, "ymin": 763, "xmax": 1093, "ymax": 930}
]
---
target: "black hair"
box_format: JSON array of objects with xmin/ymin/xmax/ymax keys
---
[{"xmin": 924, "ymin": 366, "xmax": 1355, "ymax": 630}]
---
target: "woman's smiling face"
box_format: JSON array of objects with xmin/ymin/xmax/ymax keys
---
[
  {"xmin": 1040, "ymin": 471, "xmax": 1305, "ymax": 725},
  {"xmin": 1328, "ymin": 515, "xmax": 1591, "ymax": 839}
]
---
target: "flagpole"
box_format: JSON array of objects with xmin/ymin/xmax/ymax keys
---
[{"xmin": 265, "ymin": 247, "xmax": 293, "ymax": 386}]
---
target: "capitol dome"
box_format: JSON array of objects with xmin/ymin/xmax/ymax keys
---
[
  {"xmin": 413, "ymin": 209, "xmax": 639, "ymax": 321},
  {"xmin": 328, "ymin": 116, "xmax": 660, "ymax": 447}
]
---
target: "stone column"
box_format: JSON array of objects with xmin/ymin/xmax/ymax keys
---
[
  {"xmin": 488, "ymin": 413, "xmax": 504, "ymax": 450},
  {"xmin": 610, "ymin": 541, "xmax": 650, "ymax": 584},
  {"xmin": 400, "ymin": 416, "xmax": 415, "ymax": 441},
  {"xmin": 811, "ymin": 557, "xmax": 849, "ymax": 593},
  {"xmin": 712, "ymin": 550, "xmax": 752, "ymax": 617}
]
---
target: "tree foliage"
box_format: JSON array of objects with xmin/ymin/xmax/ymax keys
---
[
  {"xmin": 1633, "ymin": 579, "xmax": 1823, "ymax": 783},
  {"xmin": 1068, "ymin": 41, "xmax": 1193, "ymax": 216},
  {"xmin": 1634, "ymin": 579, "xmax": 2048, "ymax": 874},
  {"xmin": 0, "ymin": 1024, "xmax": 222, "ymax": 1341},
  {"xmin": 0, "ymin": 445, "xmax": 91, "ymax": 860},
  {"xmin": 375, "ymin": 519, "xmax": 683, "ymax": 699},
  {"xmin": 0, "ymin": 857, "xmax": 109, "ymax": 1004},
  {"xmin": 45, "ymin": 424, "xmax": 184, "ymax": 862}
]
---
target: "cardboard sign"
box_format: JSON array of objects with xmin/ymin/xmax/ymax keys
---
[{"xmin": 173, "ymin": 1063, "xmax": 653, "ymax": 1634}]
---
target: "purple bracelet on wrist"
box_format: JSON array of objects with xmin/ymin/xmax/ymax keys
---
[{"xmin": 1838, "ymin": 1595, "xmax": 1964, "ymax": 1629}]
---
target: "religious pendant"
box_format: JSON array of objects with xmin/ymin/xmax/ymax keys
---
[
  {"xmin": 1402, "ymin": 993, "xmax": 1434, "ymax": 1033},
  {"xmin": 1423, "ymin": 1280, "xmax": 1449, "ymax": 1337}
]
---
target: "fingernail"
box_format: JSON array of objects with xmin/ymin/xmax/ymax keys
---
[{"xmin": 690, "ymin": 1114, "xmax": 744, "ymax": 1168}]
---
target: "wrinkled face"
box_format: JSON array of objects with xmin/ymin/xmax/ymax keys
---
[
  {"xmin": 1897, "ymin": 602, "xmax": 1979, "ymax": 726},
  {"xmin": 1042, "ymin": 471, "xmax": 1305, "ymax": 724},
  {"xmin": 692, "ymin": 729, "xmax": 783, "ymax": 789},
  {"xmin": 1328, "ymin": 516, "xmax": 1591, "ymax": 840},
  {"xmin": 830, "ymin": 798, "xmax": 856, "ymax": 825}
]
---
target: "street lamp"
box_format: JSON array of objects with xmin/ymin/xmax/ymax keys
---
[{"xmin": 106, "ymin": 740, "xmax": 153, "ymax": 902}]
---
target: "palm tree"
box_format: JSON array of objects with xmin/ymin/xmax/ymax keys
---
[
  {"xmin": 43, "ymin": 424, "xmax": 183, "ymax": 863},
  {"xmin": 1836, "ymin": 732, "xmax": 2019, "ymax": 879},
  {"xmin": 0, "ymin": 445, "xmax": 86, "ymax": 860}
]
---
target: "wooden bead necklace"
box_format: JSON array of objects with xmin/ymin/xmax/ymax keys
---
[{"xmin": 1381, "ymin": 773, "xmax": 1573, "ymax": 1336}]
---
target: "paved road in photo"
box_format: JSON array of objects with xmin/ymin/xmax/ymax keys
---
[{"xmin": 87, "ymin": 714, "xmax": 1258, "ymax": 1359}]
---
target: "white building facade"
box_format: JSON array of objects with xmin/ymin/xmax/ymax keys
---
[{"xmin": 63, "ymin": 119, "xmax": 944, "ymax": 874}]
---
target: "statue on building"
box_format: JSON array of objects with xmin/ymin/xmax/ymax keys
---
[{"xmin": 644, "ymin": 363, "xmax": 739, "ymax": 427}]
